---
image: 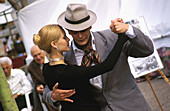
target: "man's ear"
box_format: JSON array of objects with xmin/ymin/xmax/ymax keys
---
[
  {"xmin": 11, "ymin": 64, "xmax": 13, "ymax": 68},
  {"xmin": 42, "ymin": 51, "xmax": 46, "ymax": 56}
]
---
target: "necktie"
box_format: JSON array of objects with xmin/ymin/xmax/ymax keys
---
[
  {"xmin": 80, "ymin": 36, "xmax": 101, "ymax": 67},
  {"xmin": 75, "ymin": 36, "xmax": 102, "ymax": 89}
]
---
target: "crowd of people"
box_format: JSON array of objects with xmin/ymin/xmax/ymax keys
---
[{"xmin": 0, "ymin": 3, "xmax": 156, "ymax": 111}]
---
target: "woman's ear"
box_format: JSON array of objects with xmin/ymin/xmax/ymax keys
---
[
  {"xmin": 51, "ymin": 41, "xmax": 56, "ymax": 48},
  {"xmin": 51, "ymin": 41, "xmax": 59, "ymax": 50}
]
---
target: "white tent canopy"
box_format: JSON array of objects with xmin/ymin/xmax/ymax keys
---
[{"xmin": 15, "ymin": 0, "xmax": 170, "ymax": 64}]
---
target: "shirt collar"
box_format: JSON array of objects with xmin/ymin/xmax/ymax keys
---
[{"xmin": 44, "ymin": 56, "xmax": 49, "ymax": 63}]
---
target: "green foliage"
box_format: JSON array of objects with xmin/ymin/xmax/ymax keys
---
[{"xmin": 0, "ymin": 66, "xmax": 18, "ymax": 111}]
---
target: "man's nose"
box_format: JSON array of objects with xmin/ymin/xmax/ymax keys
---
[
  {"xmin": 4, "ymin": 69, "xmax": 8, "ymax": 73},
  {"xmin": 36, "ymin": 55, "xmax": 41, "ymax": 60},
  {"xmin": 77, "ymin": 32, "xmax": 83, "ymax": 38}
]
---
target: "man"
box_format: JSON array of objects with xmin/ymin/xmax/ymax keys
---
[
  {"xmin": 43, "ymin": 4, "xmax": 154, "ymax": 111},
  {"xmin": 27, "ymin": 45, "xmax": 57, "ymax": 111},
  {"xmin": 0, "ymin": 56, "xmax": 33, "ymax": 111}
]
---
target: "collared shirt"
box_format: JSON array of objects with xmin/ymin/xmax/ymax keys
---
[
  {"xmin": 72, "ymin": 32, "xmax": 102, "ymax": 89},
  {"xmin": 72, "ymin": 25, "xmax": 136, "ymax": 88},
  {"xmin": 6, "ymin": 69, "xmax": 33, "ymax": 95}
]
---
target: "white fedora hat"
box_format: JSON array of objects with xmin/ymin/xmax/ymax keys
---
[{"xmin": 57, "ymin": 4, "xmax": 97, "ymax": 31}]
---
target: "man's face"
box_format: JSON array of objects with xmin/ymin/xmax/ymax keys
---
[
  {"xmin": 1, "ymin": 63, "xmax": 11, "ymax": 77},
  {"xmin": 68, "ymin": 26, "xmax": 91, "ymax": 46},
  {"xmin": 32, "ymin": 49, "xmax": 45, "ymax": 64}
]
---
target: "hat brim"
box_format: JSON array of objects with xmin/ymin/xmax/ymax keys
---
[{"xmin": 57, "ymin": 10, "xmax": 97, "ymax": 31}]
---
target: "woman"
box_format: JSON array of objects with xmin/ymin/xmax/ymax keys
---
[{"xmin": 33, "ymin": 24, "xmax": 128, "ymax": 111}]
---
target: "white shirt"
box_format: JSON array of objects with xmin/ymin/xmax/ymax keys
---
[
  {"xmin": 72, "ymin": 25, "xmax": 136, "ymax": 88},
  {"xmin": 6, "ymin": 69, "xmax": 33, "ymax": 95}
]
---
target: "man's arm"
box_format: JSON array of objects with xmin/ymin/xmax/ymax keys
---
[
  {"xmin": 43, "ymin": 83, "xmax": 75, "ymax": 108},
  {"xmin": 110, "ymin": 18, "xmax": 154, "ymax": 57},
  {"xmin": 18, "ymin": 69, "xmax": 33, "ymax": 94}
]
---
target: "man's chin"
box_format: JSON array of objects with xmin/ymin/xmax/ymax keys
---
[{"xmin": 37, "ymin": 61, "xmax": 44, "ymax": 64}]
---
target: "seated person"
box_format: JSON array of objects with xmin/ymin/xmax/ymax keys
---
[
  {"xmin": 28, "ymin": 45, "xmax": 57, "ymax": 111},
  {"xmin": 0, "ymin": 57, "xmax": 33, "ymax": 111}
]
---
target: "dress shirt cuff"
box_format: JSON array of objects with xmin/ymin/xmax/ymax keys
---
[
  {"xmin": 51, "ymin": 97, "xmax": 60, "ymax": 106},
  {"xmin": 51, "ymin": 97, "xmax": 58, "ymax": 102},
  {"xmin": 125, "ymin": 24, "xmax": 136, "ymax": 39}
]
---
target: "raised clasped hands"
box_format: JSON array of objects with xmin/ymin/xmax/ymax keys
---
[
  {"xmin": 51, "ymin": 83, "xmax": 76, "ymax": 103},
  {"xmin": 110, "ymin": 18, "xmax": 129, "ymax": 34}
]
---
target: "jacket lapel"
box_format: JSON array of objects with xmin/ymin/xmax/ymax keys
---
[{"xmin": 93, "ymin": 32, "xmax": 110, "ymax": 90}]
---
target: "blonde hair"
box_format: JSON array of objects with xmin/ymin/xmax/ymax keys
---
[{"xmin": 33, "ymin": 24, "xmax": 63, "ymax": 53}]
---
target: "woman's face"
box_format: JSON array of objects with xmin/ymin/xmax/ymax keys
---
[{"xmin": 56, "ymin": 33, "xmax": 70, "ymax": 53}]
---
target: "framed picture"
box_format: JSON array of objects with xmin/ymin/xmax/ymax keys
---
[{"xmin": 127, "ymin": 16, "xmax": 164, "ymax": 78}]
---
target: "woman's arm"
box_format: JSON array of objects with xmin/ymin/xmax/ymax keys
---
[{"xmin": 61, "ymin": 34, "xmax": 128, "ymax": 80}]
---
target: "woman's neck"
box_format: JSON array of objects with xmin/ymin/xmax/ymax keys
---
[{"xmin": 49, "ymin": 52, "xmax": 66, "ymax": 65}]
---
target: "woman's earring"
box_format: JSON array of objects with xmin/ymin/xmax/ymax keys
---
[{"xmin": 55, "ymin": 46, "xmax": 59, "ymax": 50}]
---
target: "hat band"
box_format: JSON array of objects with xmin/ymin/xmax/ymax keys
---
[{"xmin": 65, "ymin": 15, "xmax": 90, "ymax": 24}]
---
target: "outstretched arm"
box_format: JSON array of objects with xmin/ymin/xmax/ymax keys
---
[{"xmin": 44, "ymin": 21, "xmax": 129, "ymax": 90}]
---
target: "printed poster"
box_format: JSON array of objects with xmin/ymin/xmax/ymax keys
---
[{"xmin": 127, "ymin": 16, "xmax": 163, "ymax": 78}]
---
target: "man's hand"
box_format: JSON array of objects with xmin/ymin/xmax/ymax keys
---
[
  {"xmin": 51, "ymin": 83, "xmax": 76, "ymax": 102},
  {"xmin": 37, "ymin": 84, "xmax": 44, "ymax": 94},
  {"xmin": 110, "ymin": 18, "xmax": 129, "ymax": 34}
]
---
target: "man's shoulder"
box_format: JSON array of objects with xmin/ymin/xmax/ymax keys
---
[
  {"xmin": 92, "ymin": 29, "xmax": 118, "ymax": 47},
  {"xmin": 12, "ymin": 68, "xmax": 23, "ymax": 72},
  {"xmin": 11, "ymin": 68, "xmax": 25, "ymax": 76},
  {"xmin": 93, "ymin": 29, "xmax": 117, "ymax": 39},
  {"xmin": 28, "ymin": 60, "xmax": 38, "ymax": 69},
  {"xmin": 93, "ymin": 29, "xmax": 112, "ymax": 34}
]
